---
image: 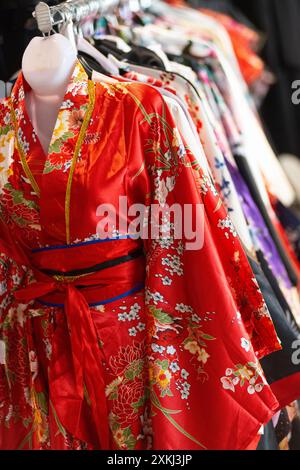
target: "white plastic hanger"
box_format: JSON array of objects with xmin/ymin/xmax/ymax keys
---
[{"xmin": 71, "ymin": 0, "xmax": 120, "ymax": 76}]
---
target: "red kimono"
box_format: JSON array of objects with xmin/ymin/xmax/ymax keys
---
[{"xmin": 0, "ymin": 62, "xmax": 280, "ymax": 450}]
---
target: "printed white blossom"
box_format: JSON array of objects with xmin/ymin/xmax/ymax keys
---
[
  {"xmin": 176, "ymin": 243, "xmax": 184, "ymax": 255},
  {"xmin": 169, "ymin": 361, "xmax": 180, "ymax": 373},
  {"xmin": 0, "ymin": 281, "xmax": 7, "ymax": 296},
  {"xmin": 175, "ymin": 303, "xmax": 192, "ymax": 313},
  {"xmin": 181, "ymin": 390, "xmax": 190, "ymax": 400},
  {"xmin": 166, "ymin": 176, "xmax": 176, "ymax": 192},
  {"xmin": 191, "ymin": 314, "xmax": 201, "ymax": 323},
  {"xmin": 217, "ymin": 216, "xmax": 237, "ymax": 237},
  {"xmin": 181, "ymin": 369, "xmax": 189, "ymax": 379},
  {"xmin": 128, "ymin": 310, "xmax": 138, "ymax": 321},
  {"xmin": 162, "ymin": 276, "xmax": 172, "ymax": 286},
  {"xmin": 151, "ymin": 343, "xmax": 165, "ymax": 354},
  {"xmin": 3, "ymin": 112, "xmax": 10, "ymax": 125},
  {"xmin": 128, "ymin": 327, "xmax": 137, "ymax": 337},
  {"xmin": 152, "ymin": 292, "xmax": 164, "ymax": 304},
  {"xmin": 159, "ymin": 239, "xmax": 173, "ymax": 249},
  {"xmin": 182, "ymin": 381, "xmax": 191, "ymax": 391},
  {"xmin": 130, "ymin": 303, "xmax": 141, "ymax": 313},
  {"xmin": 63, "ymin": 160, "xmax": 72, "ymax": 173},
  {"xmin": 118, "ymin": 313, "xmax": 127, "ymax": 322},
  {"xmin": 62, "ymin": 99, "xmax": 73, "ymax": 109},
  {"xmin": 167, "ymin": 345, "xmax": 176, "ymax": 356},
  {"xmin": 12, "ymin": 273, "xmax": 21, "ymax": 285},
  {"xmin": 241, "ymin": 337, "xmax": 250, "ymax": 352},
  {"xmin": 43, "ymin": 338, "xmax": 52, "ymax": 360},
  {"xmin": 137, "ymin": 322, "xmax": 146, "ymax": 332},
  {"xmin": 162, "ymin": 257, "xmax": 171, "ymax": 267}
]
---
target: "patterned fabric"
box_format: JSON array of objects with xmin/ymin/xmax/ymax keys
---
[
  {"xmin": 124, "ymin": 67, "xmax": 254, "ymax": 254},
  {"xmin": 0, "ymin": 62, "xmax": 280, "ymax": 450}
]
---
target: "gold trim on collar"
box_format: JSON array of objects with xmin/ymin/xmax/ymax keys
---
[
  {"xmin": 65, "ymin": 80, "xmax": 96, "ymax": 244},
  {"xmin": 10, "ymin": 100, "xmax": 41, "ymax": 197}
]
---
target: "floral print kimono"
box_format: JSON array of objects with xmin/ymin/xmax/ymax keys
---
[{"xmin": 0, "ymin": 62, "xmax": 281, "ymax": 450}]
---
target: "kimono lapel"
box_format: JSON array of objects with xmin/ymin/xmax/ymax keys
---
[{"xmin": 10, "ymin": 61, "xmax": 96, "ymax": 244}]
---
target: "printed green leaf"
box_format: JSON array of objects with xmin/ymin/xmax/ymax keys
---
[
  {"xmin": 48, "ymin": 131, "xmax": 74, "ymax": 154},
  {"xmin": 50, "ymin": 400, "xmax": 67, "ymax": 438},
  {"xmin": 11, "ymin": 189, "xmax": 24, "ymax": 204},
  {"xmin": 17, "ymin": 426, "xmax": 34, "ymax": 450},
  {"xmin": 150, "ymin": 390, "xmax": 207, "ymax": 449},
  {"xmin": 83, "ymin": 383, "xmax": 91, "ymax": 406},
  {"xmin": 199, "ymin": 333, "xmax": 216, "ymax": 341},
  {"xmin": 183, "ymin": 337, "xmax": 193, "ymax": 345},
  {"xmin": 131, "ymin": 396, "xmax": 146, "ymax": 411},
  {"xmin": 123, "ymin": 426, "xmax": 132, "ymax": 439},
  {"xmin": 125, "ymin": 435, "xmax": 137, "ymax": 450},
  {"xmin": 36, "ymin": 391, "xmax": 48, "ymax": 415},
  {"xmin": 149, "ymin": 306, "xmax": 174, "ymax": 325},
  {"xmin": 109, "ymin": 414, "xmax": 119, "ymax": 432},
  {"xmin": 43, "ymin": 161, "xmax": 62, "ymax": 174},
  {"xmin": 124, "ymin": 359, "xmax": 144, "ymax": 381},
  {"xmin": 247, "ymin": 362, "xmax": 257, "ymax": 368},
  {"xmin": 0, "ymin": 125, "xmax": 11, "ymax": 136},
  {"xmin": 108, "ymin": 392, "xmax": 118, "ymax": 401},
  {"xmin": 22, "ymin": 417, "xmax": 33, "ymax": 429}
]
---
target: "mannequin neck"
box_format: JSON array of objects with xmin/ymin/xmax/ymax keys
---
[{"xmin": 25, "ymin": 88, "xmax": 68, "ymax": 155}]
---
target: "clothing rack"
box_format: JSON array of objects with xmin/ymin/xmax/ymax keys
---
[{"xmin": 33, "ymin": 0, "xmax": 152, "ymax": 36}]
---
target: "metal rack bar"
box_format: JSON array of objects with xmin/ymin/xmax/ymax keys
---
[{"xmin": 33, "ymin": 0, "xmax": 121, "ymax": 35}]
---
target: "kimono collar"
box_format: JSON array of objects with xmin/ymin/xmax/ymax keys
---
[
  {"xmin": 11, "ymin": 59, "xmax": 89, "ymax": 117},
  {"xmin": 10, "ymin": 60, "xmax": 92, "ymax": 179},
  {"xmin": 10, "ymin": 60, "xmax": 96, "ymax": 244}
]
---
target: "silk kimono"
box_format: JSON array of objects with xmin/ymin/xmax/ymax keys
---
[
  {"xmin": 0, "ymin": 62, "xmax": 281, "ymax": 450},
  {"xmin": 123, "ymin": 62, "xmax": 300, "ymax": 408}
]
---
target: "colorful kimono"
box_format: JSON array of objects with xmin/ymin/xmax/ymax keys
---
[{"xmin": 0, "ymin": 62, "xmax": 280, "ymax": 450}]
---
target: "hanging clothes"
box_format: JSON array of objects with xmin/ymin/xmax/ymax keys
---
[
  {"xmin": 2, "ymin": 0, "xmax": 300, "ymax": 452},
  {"xmin": 232, "ymin": 0, "xmax": 300, "ymax": 160},
  {"xmin": 0, "ymin": 61, "xmax": 282, "ymax": 450}
]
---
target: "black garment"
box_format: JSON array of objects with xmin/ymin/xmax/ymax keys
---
[
  {"xmin": 256, "ymin": 251, "xmax": 300, "ymax": 340},
  {"xmin": 249, "ymin": 255, "xmax": 300, "ymax": 392},
  {"xmin": 275, "ymin": 200, "xmax": 300, "ymax": 263},
  {"xmin": 275, "ymin": 408, "xmax": 292, "ymax": 449},
  {"xmin": 235, "ymin": 153, "xmax": 298, "ymax": 286},
  {"xmin": 94, "ymin": 39, "xmax": 166, "ymax": 70},
  {"xmin": 233, "ymin": 0, "xmax": 300, "ymax": 159},
  {"xmin": 257, "ymin": 421, "xmax": 279, "ymax": 450},
  {"xmin": 290, "ymin": 403, "xmax": 300, "ymax": 450}
]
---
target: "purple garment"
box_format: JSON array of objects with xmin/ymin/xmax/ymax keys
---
[{"xmin": 227, "ymin": 159, "xmax": 291, "ymax": 289}]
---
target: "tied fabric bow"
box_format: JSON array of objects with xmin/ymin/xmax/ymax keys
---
[{"xmin": 15, "ymin": 272, "xmax": 110, "ymax": 449}]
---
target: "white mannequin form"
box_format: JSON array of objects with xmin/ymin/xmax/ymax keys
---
[{"xmin": 22, "ymin": 33, "xmax": 77, "ymax": 155}]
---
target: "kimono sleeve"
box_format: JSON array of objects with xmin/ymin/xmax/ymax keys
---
[
  {"xmin": 124, "ymin": 82, "xmax": 281, "ymax": 359},
  {"xmin": 124, "ymin": 82, "xmax": 280, "ymax": 450}
]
